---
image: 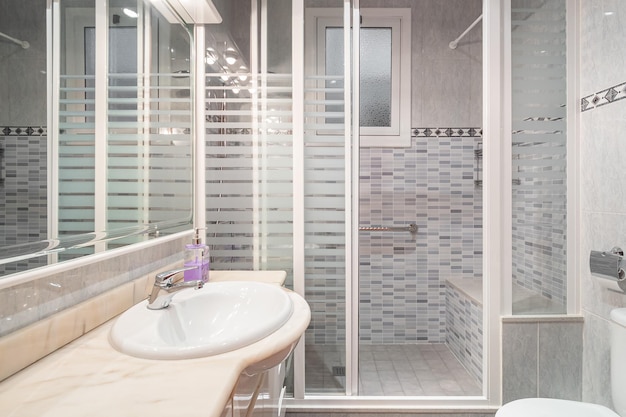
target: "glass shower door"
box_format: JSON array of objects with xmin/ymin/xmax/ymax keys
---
[
  {"xmin": 302, "ymin": 0, "xmax": 349, "ymax": 395},
  {"xmin": 356, "ymin": 0, "xmax": 484, "ymax": 397}
]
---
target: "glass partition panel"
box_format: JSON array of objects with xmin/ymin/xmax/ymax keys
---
[
  {"xmin": 511, "ymin": 0, "xmax": 567, "ymax": 314},
  {"xmin": 303, "ymin": 0, "xmax": 347, "ymax": 395},
  {"xmin": 106, "ymin": 2, "xmax": 193, "ymax": 249},
  {"xmin": 58, "ymin": 0, "xmax": 97, "ymax": 260}
]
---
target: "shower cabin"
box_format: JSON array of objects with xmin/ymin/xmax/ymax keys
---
[
  {"xmin": 204, "ymin": 0, "xmax": 573, "ymax": 407},
  {"xmin": 204, "ymin": 0, "xmax": 490, "ymax": 403}
]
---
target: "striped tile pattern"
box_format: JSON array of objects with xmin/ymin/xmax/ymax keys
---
[
  {"xmin": 446, "ymin": 283, "xmax": 483, "ymax": 383},
  {"xmin": 0, "ymin": 133, "xmax": 48, "ymax": 275},
  {"xmin": 358, "ymin": 135, "xmax": 483, "ymax": 344}
]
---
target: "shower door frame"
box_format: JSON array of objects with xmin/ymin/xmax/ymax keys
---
[{"xmin": 288, "ymin": 0, "xmax": 504, "ymax": 409}]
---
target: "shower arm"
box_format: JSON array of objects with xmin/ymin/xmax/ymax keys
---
[
  {"xmin": 0, "ymin": 31, "xmax": 29, "ymax": 49},
  {"xmin": 449, "ymin": 14, "xmax": 482, "ymax": 50}
]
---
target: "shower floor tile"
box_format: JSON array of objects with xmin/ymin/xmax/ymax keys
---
[{"xmin": 305, "ymin": 344, "xmax": 481, "ymax": 396}]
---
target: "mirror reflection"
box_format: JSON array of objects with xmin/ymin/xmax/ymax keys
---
[{"xmin": 0, "ymin": 0, "xmax": 194, "ymax": 277}]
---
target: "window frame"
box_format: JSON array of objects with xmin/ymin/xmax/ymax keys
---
[{"xmin": 306, "ymin": 8, "xmax": 411, "ymax": 147}]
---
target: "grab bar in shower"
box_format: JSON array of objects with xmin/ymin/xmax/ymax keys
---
[{"xmin": 359, "ymin": 224, "xmax": 418, "ymax": 234}]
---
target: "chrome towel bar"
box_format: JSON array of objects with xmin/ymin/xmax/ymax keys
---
[{"xmin": 359, "ymin": 224, "xmax": 418, "ymax": 234}]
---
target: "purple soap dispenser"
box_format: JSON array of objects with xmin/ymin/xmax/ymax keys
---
[{"xmin": 183, "ymin": 229, "xmax": 210, "ymax": 282}]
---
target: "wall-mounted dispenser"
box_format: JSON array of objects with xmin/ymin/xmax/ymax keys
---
[{"xmin": 589, "ymin": 247, "xmax": 626, "ymax": 293}]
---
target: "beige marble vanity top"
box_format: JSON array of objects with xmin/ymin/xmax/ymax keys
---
[{"xmin": 0, "ymin": 270, "xmax": 309, "ymax": 417}]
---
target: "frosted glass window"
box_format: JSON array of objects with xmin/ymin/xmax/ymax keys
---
[
  {"xmin": 325, "ymin": 27, "xmax": 392, "ymax": 127},
  {"xmin": 360, "ymin": 28, "xmax": 391, "ymax": 127},
  {"xmin": 313, "ymin": 9, "xmax": 410, "ymax": 147}
]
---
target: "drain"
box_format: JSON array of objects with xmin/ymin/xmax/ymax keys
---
[{"xmin": 332, "ymin": 366, "xmax": 346, "ymax": 376}]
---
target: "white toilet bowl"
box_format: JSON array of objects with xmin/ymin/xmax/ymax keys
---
[{"xmin": 496, "ymin": 398, "xmax": 619, "ymax": 417}]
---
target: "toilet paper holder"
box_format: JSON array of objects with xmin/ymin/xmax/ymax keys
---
[{"xmin": 589, "ymin": 247, "xmax": 626, "ymax": 287}]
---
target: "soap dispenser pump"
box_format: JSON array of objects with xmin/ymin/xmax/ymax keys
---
[{"xmin": 183, "ymin": 229, "xmax": 210, "ymax": 282}]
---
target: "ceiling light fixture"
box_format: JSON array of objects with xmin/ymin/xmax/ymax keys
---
[
  {"xmin": 122, "ymin": 8, "xmax": 138, "ymax": 18},
  {"xmin": 224, "ymin": 48, "xmax": 238, "ymax": 65}
]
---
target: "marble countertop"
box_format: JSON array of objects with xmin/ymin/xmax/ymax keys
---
[{"xmin": 0, "ymin": 271, "xmax": 309, "ymax": 417}]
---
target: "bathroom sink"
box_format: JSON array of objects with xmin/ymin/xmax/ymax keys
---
[{"xmin": 109, "ymin": 281, "xmax": 294, "ymax": 360}]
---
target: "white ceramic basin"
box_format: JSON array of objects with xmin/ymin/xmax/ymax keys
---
[{"xmin": 109, "ymin": 281, "xmax": 294, "ymax": 360}]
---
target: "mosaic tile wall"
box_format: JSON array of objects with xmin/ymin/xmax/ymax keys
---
[
  {"xmin": 445, "ymin": 282, "xmax": 482, "ymax": 383},
  {"xmin": 0, "ymin": 128, "xmax": 48, "ymax": 276},
  {"xmin": 359, "ymin": 133, "xmax": 483, "ymax": 344},
  {"xmin": 511, "ymin": 182, "xmax": 567, "ymax": 304}
]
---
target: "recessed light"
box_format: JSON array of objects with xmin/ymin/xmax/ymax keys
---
[{"xmin": 123, "ymin": 8, "xmax": 138, "ymax": 18}]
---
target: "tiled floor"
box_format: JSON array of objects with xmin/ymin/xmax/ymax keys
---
[{"xmin": 305, "ymin": 343, "xmax": 482, "ymax": 396}]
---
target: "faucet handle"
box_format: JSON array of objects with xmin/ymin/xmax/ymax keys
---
[{"xmin": 155, "ymin": 266, "xmax": 199, "ymax": 285}]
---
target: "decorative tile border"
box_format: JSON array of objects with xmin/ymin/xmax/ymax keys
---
[
  {"xmin": 0, "ymin": 126, "xmax": 47, "ymax": 136},
  {"xmin": 581, "ymin": 81, "xmax": 626, "ymax": 112},
  {"xmin": 412, "ymin": 127, "xmax": 482, "ymax": 137}
]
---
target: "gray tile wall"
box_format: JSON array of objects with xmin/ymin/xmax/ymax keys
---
[
  {"xmin": 302, "ymin": 0, "xmax": 483, "ymax": 348},
  {"xmin": 501, "ymin": 319, "xmax": 583, "ymax": 404},
  {"xmin": 511, "ymin": 186, "xmax": 567, "ymax": 304},
  {"xmin": 579, "ymin": 0, "xmax": 626, "ymax": 410},
  {"xmin": 446, "ymin": 283, "xmax": 482, "ymax": 383},
  {"xmin": 355, "ymin": 0, "xmax": 482, "ymax": 345},
  {"xmin": 0, "ymin": 131, "xmax": 48, "ymax": 276},
  {"xmin": 359, "ymin": 135, "xmax": 483, "ymax": 344},
  {"xmin": 0, "ymin": 0, "xmax": 48, "ymax": 275}
]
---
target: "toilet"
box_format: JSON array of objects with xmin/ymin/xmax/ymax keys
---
[{"xmin": 496, "ymin": 308, "xmax": 626, "ymax": 417}]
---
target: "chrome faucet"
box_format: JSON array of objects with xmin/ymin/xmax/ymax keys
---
[{"xmin": 147, "ymin": 266, "xmax": 204, "ymax": 310}]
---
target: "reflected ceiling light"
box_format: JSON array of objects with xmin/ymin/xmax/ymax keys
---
[
  {"xmin": 238, "ymin": 66, "xmax": 249, "ymax": 81},
  {"xmin": 205, "ymin": 48, "xmax": 218, "ymax": 65},
  {"xmin": 123, "ymin": 8, "xmax": 138, "ymax": 18},
  {"xmin": 605, "ymin": 11, "xmax": 615, "ymax": 16},
  {"xmin": 224, "ymin": 48, "xmax": 238, "ymax": 65}
]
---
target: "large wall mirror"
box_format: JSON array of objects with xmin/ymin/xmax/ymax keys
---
[{"xmin": 0, "ymin": 0, "xmax": 195, "ymax": 277}]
